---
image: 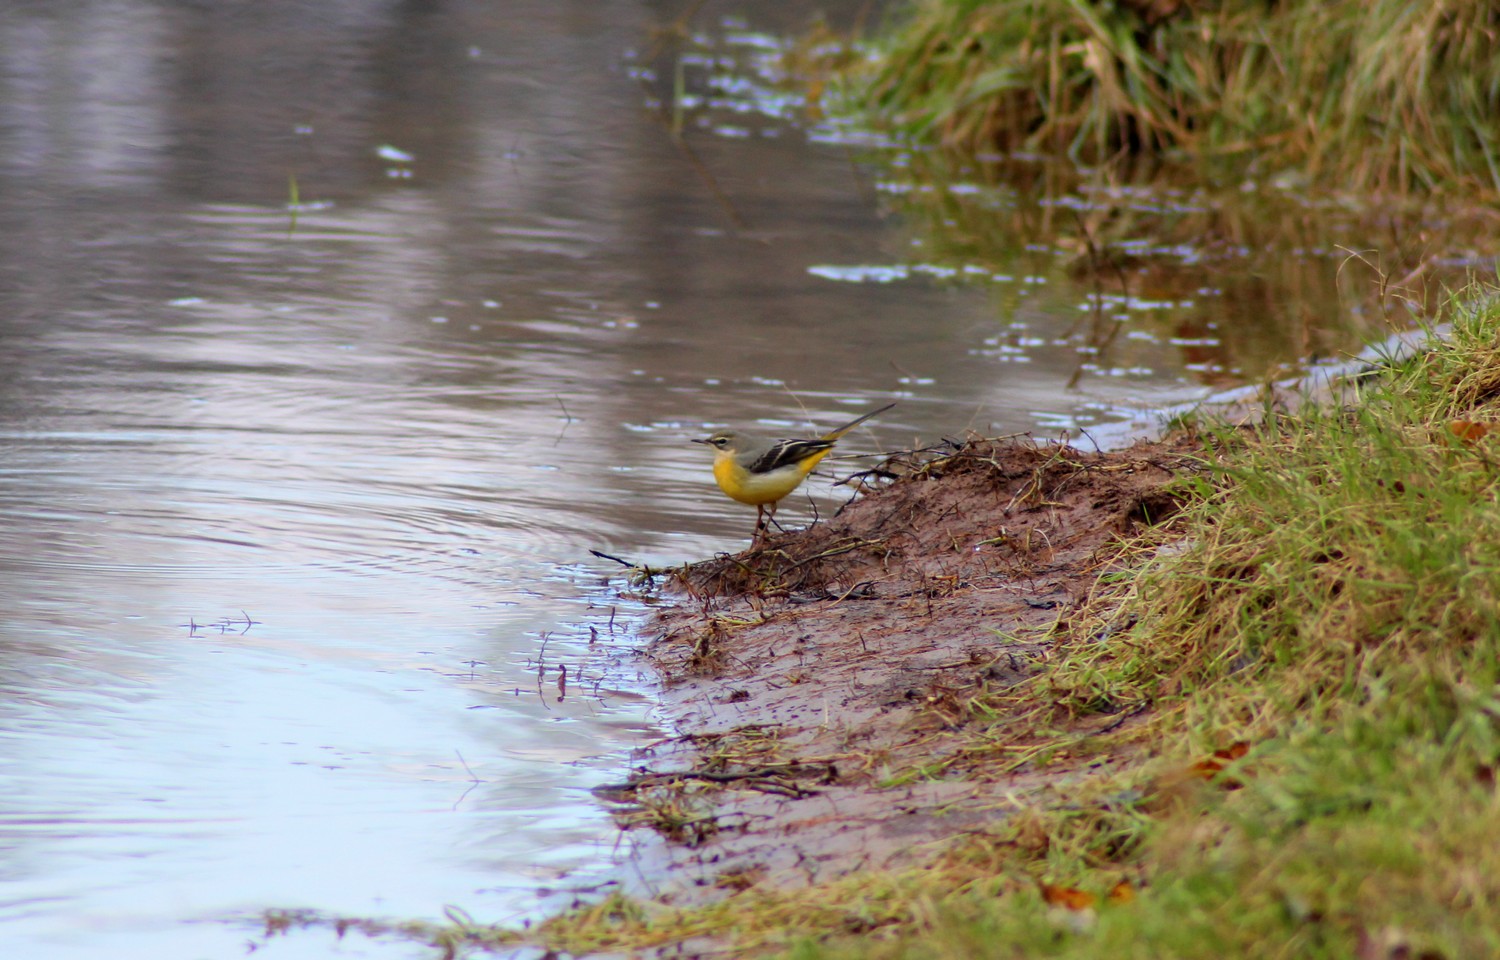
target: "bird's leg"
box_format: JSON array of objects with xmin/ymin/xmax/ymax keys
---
[{"xmin": 752, "ymin": 504, "xmax": 766, "ymax": 546}]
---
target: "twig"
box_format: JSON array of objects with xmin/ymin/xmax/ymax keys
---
[
  {"xmin": 596, "ymin": 765, "xmax": 824, "ymax": 799},
  {"xmin": 590, "ymin": 549, "xmax": 635, "ymax": 567}
]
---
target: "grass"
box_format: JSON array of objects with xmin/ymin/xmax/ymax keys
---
[
  {"xmin": 1048, "ymin": 294, "xmax": 1500, "ymax": 734},
  {"xmin": 775, "ymin": 289, "xmax": 1500, "ymax": 958},
  {"xmin": 855, "ymin": 0, "xmax": 1500, "ymax": 198}
]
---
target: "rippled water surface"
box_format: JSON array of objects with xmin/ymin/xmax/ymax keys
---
[{"xmin": 0, "ymin": 1, "xmax": 1465, "ymax": 957}]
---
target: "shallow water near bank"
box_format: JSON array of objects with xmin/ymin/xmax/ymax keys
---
[{"xmin": 0, "ymin": 1, "xmax": 1481, "ymax": 957}]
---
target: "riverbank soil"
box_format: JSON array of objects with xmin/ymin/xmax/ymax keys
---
[{"xmin": 612, "ymin": 434, "xmax": 1203, "ymax": 899}]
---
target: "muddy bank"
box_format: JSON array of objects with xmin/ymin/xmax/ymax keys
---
[{"xmin": 609, "ymin": 435, "xmax": 1204, "ymax": 901}]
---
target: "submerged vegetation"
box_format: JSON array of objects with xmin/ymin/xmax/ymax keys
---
[
  {"xmin": 845, "ymin": 148, "xmax": 1476, "ymax": 394},
  {"xmin": 861, "ymin": 0, "xmax": 1500, "ymax": 197}
]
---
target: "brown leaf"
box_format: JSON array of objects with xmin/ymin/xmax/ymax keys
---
[
  {"xmin": 1448, "ymin": 420, "xmax": 1493, "ymax": 443},
  {"xmin": 1220, "ymin": 741, "xmax": 1250, "ymax": 761},
  {"xmin": 1190, "ymin": 741, "xmax": 1252, "ymax": 786},
  {"xmin": 1039, "ymin": 883, "xmax": 1097, "ymax": 911}
]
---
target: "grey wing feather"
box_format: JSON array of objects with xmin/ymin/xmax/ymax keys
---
[{"xmin": 748, "ymin": 438, "xmax": 834, "ymax": 474}]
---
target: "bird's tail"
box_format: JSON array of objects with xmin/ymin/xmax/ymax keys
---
[{"xmin": 820, "ymin": 402, "xmax": 897, "ymax": 441}]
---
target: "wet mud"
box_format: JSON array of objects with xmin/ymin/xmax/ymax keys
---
[{"xmin": 611, "ymin": 434, "xmax": 1204, "ymax": 899}]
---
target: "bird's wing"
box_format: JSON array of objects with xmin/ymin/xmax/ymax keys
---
[{"xmin": 746, "ymin": 438, "xmax": 835, "ymax": 475}]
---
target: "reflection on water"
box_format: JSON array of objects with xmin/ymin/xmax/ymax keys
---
[{"xmin": 0, "ymin": 0, "xmax": 1480, "ymax": 957}]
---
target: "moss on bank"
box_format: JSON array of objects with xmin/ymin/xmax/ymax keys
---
[{"xmin": 858, "ymin": 0, "xmax": 1500, "ymax": 197}]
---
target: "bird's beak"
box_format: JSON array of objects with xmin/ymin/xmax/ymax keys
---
[{"xmin": 691, "ymin": 438, "xmax": 710, "ymax": 445}]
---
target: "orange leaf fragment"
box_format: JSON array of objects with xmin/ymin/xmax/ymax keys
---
[
  {"xmin": 1107, "ymin": 880, "xmax": 1136, "ymax": 904},
  {"xmin": 1039, "ymin": 883, "xmax": 1097, "ymax": 911},
  {"xmin": 1448, "ymin": 420, "xmax": 1493, "ymax": 443},
  {"xmin": 1220, "ymin": 741, "xmax": 1250, "ymax": 761},
  {"xmin": 1190, "ymin": 741, "xmax": 1251, "ymax": 786}
]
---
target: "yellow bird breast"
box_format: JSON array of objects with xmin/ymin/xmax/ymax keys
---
[{"xmin": 712, "ymin": 454, "xmax": 817, "ymax": 506}]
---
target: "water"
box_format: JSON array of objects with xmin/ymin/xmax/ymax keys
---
[{"xmin": 0, "ymin": 1, "xmax": 1471, "ymax": 957}]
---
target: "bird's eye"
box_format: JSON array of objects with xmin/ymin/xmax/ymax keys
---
[{"xmin": 713, "ymin": 437, "xmax": 728, "ymax": 447}]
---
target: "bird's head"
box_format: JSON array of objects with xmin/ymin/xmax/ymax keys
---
[{"xmin": 693, "ymin": 430, "xmax": 741, "ymax": 455}]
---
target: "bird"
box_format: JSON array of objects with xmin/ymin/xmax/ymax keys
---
[{"xmin": 693, "ymin": 402, "xmax": 896, "ymax": 543}]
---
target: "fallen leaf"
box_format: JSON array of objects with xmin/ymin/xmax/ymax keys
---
[
  {"xmin": 1107, "ymin": 880, "xmax": 1136, "ymax": 904},
  {"xmin": 1039, "ymin": 882, "xmax": 1097, "ymax": 934},
  {"xmin": 1448, "ymin": 420, "xmax": 1493, "ymax": 443},
  {"xmin": 1190, "ymin": 741, "xmax": 1251, "ymax": 786},
  {"xmin": 1039, "ymin": 883, "xmax": 1096, "ymax": 911},
  {"xmin": 1220, "ymin": 741, "xmax": 1250, "ymax": 761}
]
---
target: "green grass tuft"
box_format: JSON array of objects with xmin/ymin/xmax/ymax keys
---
[{"xmin": 857, "ymin": 0, "xmax": 1500, "ymax": 197}]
